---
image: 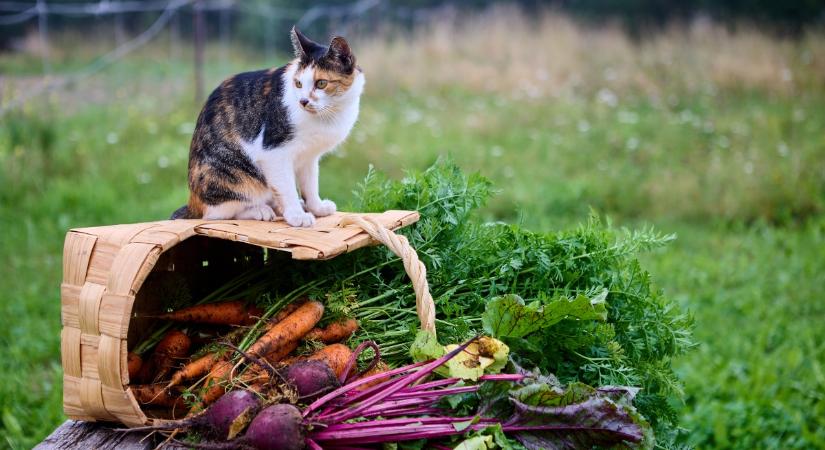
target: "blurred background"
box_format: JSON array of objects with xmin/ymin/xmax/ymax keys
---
[{"xmin": 1, "ymin": 0, "xmax": 824, "ymax": 448}]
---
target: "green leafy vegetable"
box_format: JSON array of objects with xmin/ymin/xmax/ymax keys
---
[
  {"xmin": 482, "ymin": 291, "xmax": 608, "ymax": 339},
  {"xmin": 503, "ymin": 371, "xmax": 653, "ymax": 450},
  {"xmin": 411, "ymin": 331, "xmax": 509, "ymax": 380},
  {"xmin": 410, "ymin": 330, "xmax": 444, "ymax": 362},
  {"xmin": 454, "ymin": 435, "xmax": 495, "ymax": 450}
]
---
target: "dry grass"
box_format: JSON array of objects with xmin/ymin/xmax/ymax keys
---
[{"xmin": 356, "ymin": 6, "xmax": 825, "ymax": 98}]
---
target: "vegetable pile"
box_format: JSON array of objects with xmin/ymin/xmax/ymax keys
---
[
  {"xmin": 127, "ymin": 299, "xmax": 360, "ymax": 417},
  {"xmin": 126, "ymin": 337, "xmax": 651, "ymax": 449},
  {"xmin": 127, "ymin": 160, "xmax": 693, "ymax": 448}
]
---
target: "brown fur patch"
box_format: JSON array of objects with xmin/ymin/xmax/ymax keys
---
[
  {"xmin": 186, "ymin": 163, "xmax": 207, "ymax": 217},
  {"xmin": 313, "ymin": 66, "xmax": 356, "ymax": 96},
  {"xmin": 187, "ymin": 160, "xmax": 270, "ymax": 217}
]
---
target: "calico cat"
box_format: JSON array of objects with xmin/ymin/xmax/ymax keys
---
[{"xmin": 171, "ymin": 27, "xmax": 365, "ymax": 227}]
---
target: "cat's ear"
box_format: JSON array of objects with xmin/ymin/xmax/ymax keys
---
[
  {"xmin": 291, "ymin": 26, "xmax": 320, "ymax": 59},
  {"xmin": 326, "ymin": 36, "xmax": 355, "ymax": 72}
]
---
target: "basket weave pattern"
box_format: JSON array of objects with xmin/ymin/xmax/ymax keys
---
[{"xmin": 60, "ymin": 210, "xmax": 419, "ymax": 426}]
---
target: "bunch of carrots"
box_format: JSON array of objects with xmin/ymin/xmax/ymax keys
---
[{"xmin": 127, "ymin": 299, "xmax": 363, "ymax": 416}]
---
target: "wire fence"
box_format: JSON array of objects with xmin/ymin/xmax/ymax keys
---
[{"xmin": 0, "ymin": 0, "xmax": 385, "ymax": 116}]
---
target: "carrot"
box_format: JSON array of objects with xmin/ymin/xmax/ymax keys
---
[
  {"xmin": 272, "ymin": 299, "xmax": 307, "ymax": 323},
  {"xmin": 130, "ymin": 384, "xmax": 187, "ymax": 409},
  {"xmin": 150, "ymin": 330, "xmax": 192, "ymax": 382},
  {"xmin": 246, "ymin": 301, "xmax": 324, "ymax": 359},
  {"xmin": 355, "ymin": 361, "xmax": 391, "ymax": 391},
  {"xmin": 303, "ymin": 344, "xmax": 353, "ymax": 379},
  {"xmin": 127, "ymin": 352, "xmax": 143, "ymax": 381},
  {"xmin": 304, "ymin": 318, "xmax": 359, "ymax": 343},
  {"xmin": 238, "ymin": 338, "xmax": 301, "ymax": 385},
  {"xmin": 191, "ymin": 360, "xmax": 234, "ymax": 412},
  {"xmin": 158, "ymin": 300, "xmax": 264, "ymax": 326},
  {"xmin": 167, "ymin": 352, "xmax": 223, "ymax": 388},
  {"xmin": 261, "ymin": 339, "xmax": 301, "ymax": 365}
]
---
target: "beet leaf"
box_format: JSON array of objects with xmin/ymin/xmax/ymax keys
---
[{"xmin": 481, "ymin": 292, "xmax": 608, "ymax": 339}]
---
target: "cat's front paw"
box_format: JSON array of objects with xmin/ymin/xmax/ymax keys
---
[
  {"xmin": 307, "ymin": 199, "xmax": 337, "ymax": 217},
  {"xmin": 237, "ymin": 204, "xmax": 277, "ymax": 221},
  {"xmin": 283, "ymin": 208, "xmax": 316, "ymax": 227}
]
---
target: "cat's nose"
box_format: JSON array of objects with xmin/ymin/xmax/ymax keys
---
[{"xmin": 299, "ymin": 98, "xmax": 309, "ymax": 107}]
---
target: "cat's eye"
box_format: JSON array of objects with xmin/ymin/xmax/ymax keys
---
[
  {"xmin": 294, "ymin": 79, "xmax": 302, "ymax": 88},
  {"xmin": 315, "ymin": 79, "xmax": 328, "ymax": 89}
]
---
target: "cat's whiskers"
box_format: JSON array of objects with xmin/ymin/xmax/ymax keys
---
[{"xmin": 316, "ymin": 104, "xmax": 340, "ymax": 123}]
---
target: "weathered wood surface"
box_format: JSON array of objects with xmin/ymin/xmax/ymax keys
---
[{"xmin": 35, "ymin": 420, "xmax": 157, "ymax": 450}]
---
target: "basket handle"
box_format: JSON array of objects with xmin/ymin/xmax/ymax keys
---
[{"xmin": 340, "ymin": 215, "xmax": 436, "ymax": 336}]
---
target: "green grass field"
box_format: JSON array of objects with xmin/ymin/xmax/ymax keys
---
[{"xmin": 1, "ymin": 13, "xmax": 824, "ymax": 449}]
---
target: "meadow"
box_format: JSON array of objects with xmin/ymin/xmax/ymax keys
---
[{"xmin": 1, "ymin": 9, "xmax": 824, "ymax": 449}]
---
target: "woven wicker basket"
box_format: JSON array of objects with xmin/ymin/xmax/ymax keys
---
[{"xmin": 60, "ymin": 210, "xmax": 435, "ymax": 426}]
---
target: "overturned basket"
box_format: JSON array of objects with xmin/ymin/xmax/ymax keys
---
[{"xmin": 60, "ymin": 210, "xmax": 437, "ymax": 426}]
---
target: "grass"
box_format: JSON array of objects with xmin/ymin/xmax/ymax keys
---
[
  {"xmin": 1, "ymin": 9, "xmax": 824, "ymax": 449},
  {"xmin": 648, "ymin": 221, "xmax": 825, "ymax": 448}
]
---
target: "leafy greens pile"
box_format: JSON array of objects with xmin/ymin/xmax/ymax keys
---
[{"xmin": 238, "ymin": 160, "xmax": 692, "ymax": 446}]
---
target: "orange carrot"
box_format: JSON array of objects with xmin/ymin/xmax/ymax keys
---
[
  {"xmin": 304, "ymin": 344, "xmax": 353, "ymax": 379},
  {"xmin": 150, "ymin": 330, "xmax": 192, "ymax": 382},
  {"xmin": 304, "ymin": 318, "xmax": 359, "ymax": 343},
  {"xmin": 192, "ymin": 360, "xmax": 233, "ymax": 411},
  {"xmin": 246, "ymin": 301, "xmax": 324, "ymax": 359},
  {"xmin": 272, "ymin": 299, "xmax": 307, "ymax": 323},
  {"xmin": 167, "ymin": 352, "xmax": 223, "ymax": 388},
  {"xmin": 158, "ymin": 300, "xmax": 264, "ymax": 326},
  {"xmin": 237, "ymin": 337, "xmax": 301, "ymax": 385},
  {"xmin": 130, "ymin": 384, "xmax": 187, "ymax": 409},
  {"xmin": 261, "ymin": 339, "xmax": 301, "ymax": 365},
  {"xmin": 127, "ymin": 352, "xmax": 143, "ymax": 381}
]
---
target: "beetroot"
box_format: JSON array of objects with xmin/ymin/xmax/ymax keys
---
[
  {"xmin": 245, "ymin": 404, "xmax": 305, "ymax": 450},
  {"xmin": 118, "ymin": 389, "xmax": 261, "ymax": 440},
  {"xmin": 202, "ymin": 389, "xmax": 261, "ymax": 439},
  {"xmin": 284, "ymin": 360, "xmax": 339, "ymax": 401}
]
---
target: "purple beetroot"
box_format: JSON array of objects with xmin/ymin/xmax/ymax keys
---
[
  {"xmin": 118, "ymin": 389, "xmax": 261, "ymax": 441},
  {"xmin": 244, "ymin": 404, "xmax": 306, "ymax": 450},
  {"xmin": 284, "ymin": 360, "xmax": 340, "ymax": 401}
]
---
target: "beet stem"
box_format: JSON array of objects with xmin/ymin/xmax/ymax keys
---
[
  {"xmin": 306, "ymin": 438, "xmax": 324, "ymax": 450},
  {"xmin": 302, "ymin": 360, "xmax": 429, "ymax": 417},
  {"xmin": 402, "ymin": 377, "xmax": 459, "ymax": 392},
  {"xmin": 317, "ymin": 339, "xmax": 477, "ymax": 423},
  {"xmin": 387, "ymin": 385, "xmax": 479, "ymax": 400},
  {"xmin": 314, "ymin": 422, "xmax": 641, "ymax": 445},
  {"xmin": 359, "ymin": 406, "xmax": 442, "ymax": 418},
  {"xmin": 318, "ymin": 416, "xmax": 480, "ymax": 430},
  {"xmin": 339, "ymin": 340, "xmax": 381, "ymax": 385},
  {"xmin": 357, "ymin": 398, "xmax": 437, "ymax": 417},
  {"xmin": 312, "ymin": 420, "xmax": 498, "ymax": 442}
]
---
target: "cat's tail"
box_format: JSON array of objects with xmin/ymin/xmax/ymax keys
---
[{"xmin": 170, "ymin": 205, "xmax": 195, "ymax": 220}]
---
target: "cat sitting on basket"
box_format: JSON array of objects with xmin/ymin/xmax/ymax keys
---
[{"xmin": 171, "ymin": 27, "xmax": 365, "ymax": 227}]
